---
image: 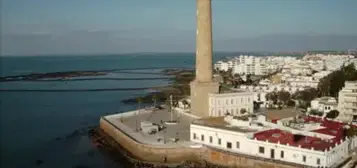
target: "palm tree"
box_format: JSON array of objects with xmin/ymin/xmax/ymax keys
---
[
  {"xmin": 135, "ymin": 97, "xmax": 142, "ymax": 132},
  {"xmin": 137, "ymin": 97, "xmax": 142, "ymax": 111},
  {"xmin": 152, "ymin": 94, "xmax": 157, "ymax": 107}
]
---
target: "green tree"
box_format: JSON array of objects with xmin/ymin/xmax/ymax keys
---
[
  {"xmin": 345, "ymin": 127, "xmax": 357, "ymax": 137},
  {"xmin": 240, "ymin": 108, "xmax": 247, "ymax": 114},
  {"xmin": 293, "ymin": 88, "xmax": 318, "ymax": 103},
  {"xmin": 309, "ymin": 109, "xmax": 323, "ymax": 116},
  {"xmin": 266, "ymin": 92, "xmax": 278, "ymax": 104},
  {"xmin": 325, "ymin": 110, "xmax": 339, "ymax": 119},
  {"xmin": 317, "ymin": 63, "xmax": 357, "ymax": 97},
  {"xmin": 286, "ymin": 100, "xmax": 296, "ymax": 107},
  {"xmin": 277, "ymin": 91, "xmax": 291, "ymax": 105}
]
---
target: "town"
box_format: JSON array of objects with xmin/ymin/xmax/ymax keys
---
[
  {"xmin": 97, "ymin": 54, "xmax": 357, "ymax": 168},
  {"xmin": 95, "ymin": 0, "xmax": 357, "ymax": 167}
]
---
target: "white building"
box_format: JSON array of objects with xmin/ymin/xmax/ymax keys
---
[
  {"xmin": 338, "ymin": 81, "xmax": 357, "ymax": 122},
  {"xmin": 310, "ymin": 97, "xmax": 338, "ymax": 113},
  {"xmin": 208, "ymin": 91, "xmax": 254, "ymax": 116},
  {"xmin": 214, "ymin": 55, "xmax": 282, "ymax": 75},
  {"xmin": 190, "ymin": 115, "xmax": 357, "ymax": 168}
]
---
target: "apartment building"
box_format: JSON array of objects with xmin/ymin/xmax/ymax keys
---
[{"xmin": 338, "ymin": 81, "xmax": 357, "ymax": 122}]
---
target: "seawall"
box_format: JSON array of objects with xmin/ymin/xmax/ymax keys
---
[
  {"xmin": 99, "ymin": 116, "xmax": 305, "ymax": 168},
  {"xmin": 99, "ymin": 117, "xmax": 200, "ymax": 163}
]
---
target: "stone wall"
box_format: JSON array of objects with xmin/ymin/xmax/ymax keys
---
[
  {"xmin": 201, "ymin": 147, "xmax": 304, "ymax": 168},
  {"xmin": 99, "ymin": 117, "xmax": 200, "ymax": 163},
  {"xmin": 100, "ymin": 117, "xmax": 305, "ymax": 168}
]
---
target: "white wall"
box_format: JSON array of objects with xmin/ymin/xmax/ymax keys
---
[
  {"xmin": 208, "ymin": 92, "xmax": 254, "ymax": 116},
  {"xmin": 190, "ymin": 124, "xmax": 357, "ymax": 167}
]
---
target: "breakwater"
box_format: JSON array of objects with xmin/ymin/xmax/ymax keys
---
[
  {"xmin": 0, "ymin": 87, "xmax": 153, "ymax": 92},
  {"xmin": 1, "ymin": 77, "xmax": 173, "ymax": 82},
  {"xmin": 0, "ymin": 67, "xmax": 192, "ymax": 82},
  {"xmin": 98, "ymin": 115, "xmax": 305, "ymax": 168}
]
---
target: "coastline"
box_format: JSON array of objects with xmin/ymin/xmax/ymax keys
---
[
  {"xmin": 95, "ymin": 111, "xmax": 308, "ymax": 168},
  {"xmin": 90, "ymin": 128, "xmax": 211, "ymax": 168},
  {"xmin": 121, "ymin": 69, "xmax": 194, "ymax": 104}
]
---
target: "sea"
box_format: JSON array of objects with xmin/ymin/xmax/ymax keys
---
[{"xmin": 0, "ymin": 53, "xmax": 233, "ymax": 168}]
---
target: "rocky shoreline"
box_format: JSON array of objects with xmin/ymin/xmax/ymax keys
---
[
  {"xmin": 0, "ymin": 71, "xmax": 107, "ymax": 82},
  {"xmin": 121, "ymin": 69, "xmax": 194, "ymax": 105}
]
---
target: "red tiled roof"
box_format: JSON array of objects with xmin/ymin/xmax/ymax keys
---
[{"xmin": 253, "ymin": 116, "xmax": 348, "ymax": 152}]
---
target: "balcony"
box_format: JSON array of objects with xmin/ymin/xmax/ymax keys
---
[
  {"xmin": 343, "ymin": 92, "xmax": 357, "ymax": 97},
  {"xmin": 343, "ymin": 97, "xmax": 357, "ymax": 102}
]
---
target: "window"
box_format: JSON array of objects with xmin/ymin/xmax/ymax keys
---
[
  {"xmin": 302, "ymin": 155, "xmax": 306, "ymax": 162},
  {"xmin": 226, "ymin": 142, "xmax": 232, "ymax": 149},
  {"xmin": 317, "ymin": 158, "xmax": 320, "ymax": 165},
  {"xmin": 231, "ymin": 99, "xmax": 234, "ymax": 104},
  {"xmin": 248, "ymin": 98, "xmax": 250, "ymax": 102},
  {"xmin": 209, "ymin": 136, "xmax": 213, "ymax": 143},
  {"xmin": 226, "ymin": 100, "xmax": 228, "ymax": 105},
  {"xmin": 236, "ymin": 141, "xmax": 240, "ymax": 149},
  {"xmin": 241, "ymin": 98, "xmax": 243, "ymax": 102},
  {"xmin": 259, "ymin": 146, "xmax": 265, "ymax": 154},
  {"xmin": 193, "ymin": 133, "xmax": 197, "ymax": 140},
  {"xmin": 280, "ymin": 151, "xmax": 284, "ymax": 158},
  {"xmin": 201, "ymin": 135, "xmax": 204, "ymax": 141},
  {"xmin": 218, "ymin": 138, "xmax": 221, "ymax": 145}
]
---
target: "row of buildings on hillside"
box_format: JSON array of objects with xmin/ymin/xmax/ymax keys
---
[
  {"xmin": 176, "ymin": 54, "xmax": 357, "ymax": 167},
  {"xmin": 175, "ymin": 80, "xmax": 357, "ymax": 167}
]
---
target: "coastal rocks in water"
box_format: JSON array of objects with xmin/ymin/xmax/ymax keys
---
[
  {"xmin": 121, "ymin": 91, "xmax": 168, "ymax": 104},
  {"xmin": 121, "ymin": 68, "xmax": 194, "ymax": 105},
  {"xmin": 35, "ymin": 159, "xmax": 44, "ymax": 166},
  {"xmin": 0, "ymin": 71, "xmax": 107, "ymax": 82},
  {"xmin": 72, "ymin": 164, "xmax": 89, "ymax": 168}
]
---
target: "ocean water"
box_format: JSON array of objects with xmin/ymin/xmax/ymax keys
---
[{"xmin": 0, "ymin": 53, "xmax": 229, "ymax": 168}]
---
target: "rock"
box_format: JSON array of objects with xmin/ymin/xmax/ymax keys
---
[
  {"xmin": 87, "ymin": 150, "xmax": 95, "ymax": 157},
  {"xmin": 72, "ymin": 164, "xmax": 89, "ymax": 168},
  {"xmin": 35, "ymin": 159, "xmax": 44, "ymax": 166}
]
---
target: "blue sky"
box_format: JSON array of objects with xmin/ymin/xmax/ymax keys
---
[{"xmin": 1, "ymin": 0, "xmax": 357, "ymax": 55}]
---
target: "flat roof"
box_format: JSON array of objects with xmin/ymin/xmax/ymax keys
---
[
  {"xmin": 210, "ymin": 91, "xmax": 254, "ymax": 96},
  {"xmin": 105, "ymin": 107, "xmax": 196, "ymax": 146},
  {"xmin": 264, "ymin": 108, "xmax": 298, "ymax": 121},
  {"xmin": 192, "ymin": 117, "xmax": 258, "ymax": 133}
]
